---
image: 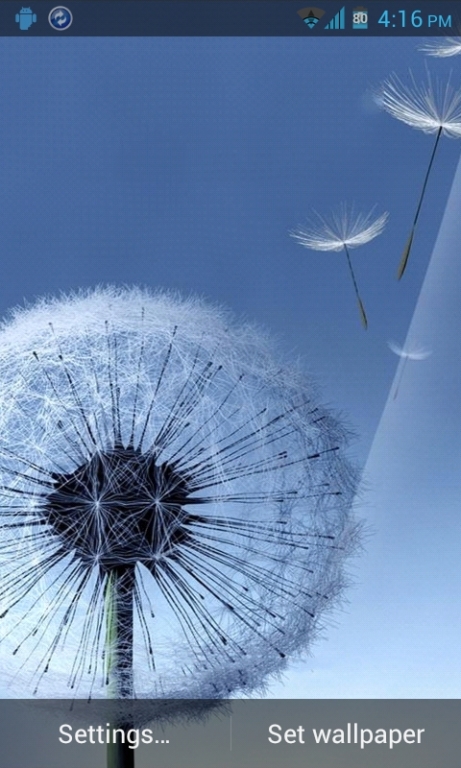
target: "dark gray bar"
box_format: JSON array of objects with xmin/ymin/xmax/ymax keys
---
[
  {"xmin": 0, "ymin": 1, "xmax": 458, "ymax": 36},
  {"xmin": 0, "ymin": 699, "xmax": 460, "ymax": 767}
]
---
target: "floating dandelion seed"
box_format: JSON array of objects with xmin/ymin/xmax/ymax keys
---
[
  {"xmin": 291, "ymin": 204, "xmax": 388, "ymax": 329},
  {"xmin": 388, "ymin": 339, "xmax": 432, "ymax": 399},
  {"xmin": 375, "ymin": 72, "xmax": 461, "ymax": 278},
  {"xmin": 420, "ymin": 38, "xmax": 461, "ymax": 58},
  {"xmin": 0, "ymin": 287, "xmax": 359, "ymax": 711}
]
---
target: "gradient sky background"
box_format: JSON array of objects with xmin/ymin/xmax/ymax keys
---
[{"xmin": 0, "ymin": 33, "xmax": 459, "ymax": 699}]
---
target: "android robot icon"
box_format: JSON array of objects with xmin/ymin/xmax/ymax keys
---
[{"xmin": 15, "ymin": 7, "xmax": 37, "ymax": 30}]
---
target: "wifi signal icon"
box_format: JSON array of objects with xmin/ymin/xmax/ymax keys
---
[{"xmin": 297, "ymin": 7, "xmax": 325, "ymax": 28}]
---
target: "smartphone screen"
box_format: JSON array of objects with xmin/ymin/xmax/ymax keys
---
[{"xmin": 0, "ymin": 2, "xmax": 459, "ymax": 766}]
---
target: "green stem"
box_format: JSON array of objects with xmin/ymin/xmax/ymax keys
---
[
  {"xmin": 105, "ymin": 567, "xmax": 135, "ymax": 768},
  {"xmin": 107, "ymin": 738, "xmax": 135, "ymax": 768}
]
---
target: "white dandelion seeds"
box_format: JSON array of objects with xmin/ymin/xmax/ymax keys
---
[
  {"xmin": 420, "ymin": 38, "xmax": 461, "ymax": 58},
  {"xmin": 375, "ymin": 72, "xmax": 461, "ymax": 278},
  {"xmin": 291, "ymin": 204, "xmax": 388, "ymax": 329},
  {"xmin": 388, "ymin": 340, "xmax": 432, "ymax": 360},
  {"xmin": 0, "ymin": 286, "xmax": 360, "ymax": 705},
  {"xmin": 388, "ymin": 339, "xmax": 432, "ymax": 399}
]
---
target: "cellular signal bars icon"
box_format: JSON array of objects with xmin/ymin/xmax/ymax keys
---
[{"xmin": 325, "ymin": 6, "xmax": 346, "ymax": 28}]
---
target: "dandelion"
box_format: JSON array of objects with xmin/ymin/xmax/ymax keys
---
[
  {"xmin": 0, "ymin": 287, "xmax": 359, "ymax": 759},
  {"xmin": 375, "ymin": 72, "xmax": 461, "ymax": 278},
  {"xmin": 420, "ymin": 38, "xmax": 461, "ymax": 58},
  {"xmin": 291, "ymin": 204, "xmax": 388, "ymax": 329},
  {"xmin": 388, "ymin": 339, "xmax": 432, "ymax": 399}
]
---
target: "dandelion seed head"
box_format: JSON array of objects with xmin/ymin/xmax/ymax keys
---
[
  {"xmin": 291, "ymin": 204, "xmax": 388, "ymax": 252},
  {"xmin": 375, "ymin": 72, "xmax": 461, "ymax": 137},
  {"xmin": 0, "ymin": 286, "xmax": 359, "ymax": 700},
  {"xmin": 420, "ymin": 37, "xmax": 461, "ymax": 58},
  {"xmin": 388, "ymin": 340, "xmax": 432, "ymax": 360}
]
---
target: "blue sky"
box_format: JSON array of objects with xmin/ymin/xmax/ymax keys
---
[{"xmin": 0, "ymin": 34, "xmax": 459, "ymax": 698}]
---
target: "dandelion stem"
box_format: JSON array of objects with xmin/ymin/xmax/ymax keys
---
[
  {"xmin": 106, "ymin": 568, "xmax": 135, "ymax": 768},
  {"xmin": 343, "ymin": 244, "xmax": 368, "ymax": 329},
  {"xmin": 393, "ymin": 355, "xmax": 410, "ymax": 400},
  {"xmin": 398, "ymin": 125, "xmax": 443, "ymax": 279}
]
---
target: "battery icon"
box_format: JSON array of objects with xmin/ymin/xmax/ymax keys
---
[{"xmin": 352, "ymin": 6, "xmax": 368, "ymax": 28}]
